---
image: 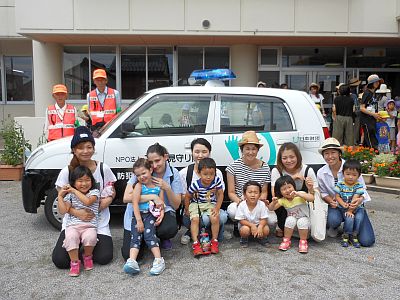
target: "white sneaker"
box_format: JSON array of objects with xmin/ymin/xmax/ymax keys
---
[
  {"xmin": 150, "ymin": 257, "xmax": 165, "ymax": 275},
  {"xmin": 123, "ymin": 258, "xmax": 140, "ymax": 275},
  {"xmin": 180, "ymin": 233, "xmax": 191, "ymax": 245},
  {"xmin": 327, "ymin": 227, "xmax": 338, "ymax": 238}
]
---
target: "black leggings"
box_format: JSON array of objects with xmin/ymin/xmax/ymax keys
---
[
  {"xmin": 52, "ymin": 230, "xmax": 113, "ymax": 269},
  {"xmin": 121, "ymin": 210, "xmax": 178, "ymax": 260},
  {"xmin": 275, "ymin": 206, "xmax": 288, "ymax": 231}
]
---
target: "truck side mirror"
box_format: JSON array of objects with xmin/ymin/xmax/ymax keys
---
[{"xmin": 121, "ymin": 120, "xmax": 137, "ymax": 133}]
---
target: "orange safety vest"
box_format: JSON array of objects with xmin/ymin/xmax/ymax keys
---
[
  {"xmin": 89, "ymin": 87, "xmax": 117, "ymax": 126},
  {"xmin": 47, "ymin": 104, "xmax": 76, "ymax": 141}
]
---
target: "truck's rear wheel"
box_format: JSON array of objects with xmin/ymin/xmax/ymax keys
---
[{"xmin": 44, "ymin": 188, "xmax": 63, "ymax": 230}]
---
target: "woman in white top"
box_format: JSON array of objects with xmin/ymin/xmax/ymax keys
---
[
  {"xmin": 52, "ymin": 126, "xmax": 116, "ymax": 269},
  {"xmin": 317, "ymin": 137, "xmax": 375, "ymax": 246},
  {"xmin": 309, "ymin": 82, "xmax": 325, "ymax": 117},
  {"xmin": 270, "ymin": 142, "xmax": 317, "ymax": 236},
  {"xmin": 179, "ymin": 138, "xmax": 228, "ymax": 244}
]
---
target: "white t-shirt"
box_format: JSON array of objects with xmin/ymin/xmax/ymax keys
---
[
  {"xmin": 271, "ymin": 164, "xmax": 318, "ymax": 192},
  {"xmin": 310, "ymin": 94, "xmax": 324, "ymax": 105},
  {"xmin": 179, "ymin": 165, "xmax": 225, "ymax": 193},
  {"xmin": 386, "ymin": 110, "xmax": 397, "ymax": 128},
  {"xmin": 235, "ymin": 200, "xmax": 269, "ymax": 225},
  {"xmin": 55, "ymin": 162, "xmax": 116, "ymax": 236}
]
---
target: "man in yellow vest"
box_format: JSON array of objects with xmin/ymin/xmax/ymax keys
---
[
  {"xmin": 87, "ymin": 69, "xmax": 121, "ymax": 131},
  {"xmin": 45, "ymin": 84, "xmax": 79, "ymax": 142}
]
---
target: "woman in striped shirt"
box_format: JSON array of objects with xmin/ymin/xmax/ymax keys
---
[{"xmin": 226, "ymin": 131, "xmax": 277, "ymax": 236}]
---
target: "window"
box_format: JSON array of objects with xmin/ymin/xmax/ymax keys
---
[
  {"xmin": 63, "ymin": 46, "xmax": 90, "ymax": 100},
  {"xmin": 178, "ymin": 47, "xmax": 230, "ymax": 86},
  {"xmin": 121, "ymin": 94, "xmax": 211, "ymax": 136},
  {"xmin": 282, "ymin": 47, "xmax": 344, "ymax": 67},
  {"xmin": 148, "ymin": 47, "xmax": 173, "ymax": 90},
  {"xmin": 260, "ymin": 48, "xmax": 278, "ymax": 66},
  {"xmin": 4, "ymin": 56, "xmax": 33, "ymax": 101},
  {"xmin": 204, "ymin": 47, "xmax": 230, "ymax": 69},
  {"xmin": 90, "ymin": 46, "xmax": 117, "ymax": 90},
  {"xmin": 220, "ymin": 95, "xmax": 293, "ymax": 132},
  {"xmin": 258, "ymin": 71, "xmax": 280, "ymax": 88},
  {"xmin": 121, "ymin": 46, "xmax": 146, "ymax": 99},
  {"xmin": 178, "ymin": 47, "xmax": 203, "ymax": 86},
  {"xmin": 347, "ymin": 47, "xmax": 400, "ymax": 68}
]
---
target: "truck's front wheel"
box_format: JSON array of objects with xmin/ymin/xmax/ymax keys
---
[{"xmin": 44, "ymin": 188, "xmax": 63, "ymax": 230}]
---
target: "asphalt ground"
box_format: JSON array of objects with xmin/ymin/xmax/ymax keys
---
[{"xmin": 1, "ymin": 181, "xmax": 400, "ymax": 300}]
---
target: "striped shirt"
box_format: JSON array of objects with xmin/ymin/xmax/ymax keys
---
[
  {"xmin": 188, "ymin": 177, "xmax": 223, "ymax": 204},
  {"xmin": 64, "ymin": 189, "xmax": 100, "ymax": 228},
  {"xmin": 334, "ymin": 181, "xmax": 364, "ymax": 205},
  {"xmin": 226, "ymin": 158, "xmax": 271, "ymax": 199}
]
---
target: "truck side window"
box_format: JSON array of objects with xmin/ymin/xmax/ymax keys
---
[
  {"xmin": 220, "ymin": 95, "xmax": 293, "ymax": 132},
  {"xmin": 120, "ymin": 94, "xmax": 211, "ymax": 136}
]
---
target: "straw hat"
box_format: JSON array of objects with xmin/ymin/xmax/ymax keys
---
[
  {"xmin": 378, "ymin": 110, "xmax": 390, "ymax": 119},
  {"xmin": 348, "ymin": 78, "xmax": 361, "ymax": 86},
  {"xmin": 238, "ymin": 131, "xmax": 263, "ymax": 147},
  {"xmin": 93, "ymin": 69, "xmax": 107, "ymax": 80},
  {"xmin": 309, "ymin": 82, "xmax": 320, "ymax": 90},
  {"xmin": 52, "ymin": 84, "xmax": 67, "ymax": 94},
  {"xmin": 318, "ymin": 137, "xmax": 343, "ymax": 154}
]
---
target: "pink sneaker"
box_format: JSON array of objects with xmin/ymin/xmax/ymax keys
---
[
  {"xmin": 279, "ymin": 237, "xmax": 291, "ymax": 251},
  {"xmin": 69, "ymin": 260, "xmax": 80, "ymax": 277},
  {"xmin": 299, "ymin": 239, "xmax": 308, "ymax": 253},
  {"xmin": 83, "ymin": 255, "xmax": 94, "ymax": 270}
]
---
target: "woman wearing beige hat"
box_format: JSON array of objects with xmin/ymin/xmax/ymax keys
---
[
  {"xmin": 226, "ymin": 131, "xmax": 276, "ymax": 236},
  {"xmin": 317, "ymin": 138, "xmax": 375, "ymax": 247},
  {"xmin": 309, "ymin": 83, "xmax": 325, "ymax": 116}
]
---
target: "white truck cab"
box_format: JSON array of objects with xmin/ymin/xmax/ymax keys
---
[{"xmin": 22, "ymin": 70, "xmax": 329, "ymax": 229}]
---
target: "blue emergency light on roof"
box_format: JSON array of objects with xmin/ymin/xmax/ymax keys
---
[{"xmin": 189, "ymin": 69, "xmax": 236, "ymax": 81}]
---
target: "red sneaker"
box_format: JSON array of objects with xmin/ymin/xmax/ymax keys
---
[
  {"xmin": 279, "ymin": 237, "xmax": 291, "ymax": 251},
  {"xmin": 192, "ymin": 241, "xmax": 203, "ymax": 257},
  {"xmin": 83, "ymin": 255, "xmax": 94, "ymax": 270},
  {"xmin": 210, "ymin": 239, "xmax": 219, "ymax": 254},
  {"xmin": 69, "ymin": 260, "xmax": 80, "ymax": 277}
]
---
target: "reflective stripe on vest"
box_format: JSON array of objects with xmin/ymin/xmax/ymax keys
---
[
  {"xmin": 89, "ymin": 87, "xmax": 117, "ymax": 126},
  {"xmin": 47, "ymin": 104, "xmax": 76, "ymax": 141}
]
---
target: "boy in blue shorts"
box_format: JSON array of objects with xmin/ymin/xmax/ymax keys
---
[
  {"xmin": 334, "ymin": 159, "xmax": 365, "ymax": 248},
  {"xmin": 184, "ymin": 157, "xmax": 224, "ymax": 256}
]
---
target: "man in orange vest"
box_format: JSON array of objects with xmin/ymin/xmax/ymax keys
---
[
  {"xmin": 87, "ymin": 69, "xmax": 121, "ymax": 131},
  {"xmin": 45, "ymin": 84, "xmax": 79, "ymax": 142}
]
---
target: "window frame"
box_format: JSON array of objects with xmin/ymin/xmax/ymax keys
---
[{"xmin": 258, "ymin": 47, "xmax": 281, "ymax": 69}]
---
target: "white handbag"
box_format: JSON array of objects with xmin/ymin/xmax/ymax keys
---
[{"xmin": 308, "ymin": 190, "xmax": 328, "ymax": 242}]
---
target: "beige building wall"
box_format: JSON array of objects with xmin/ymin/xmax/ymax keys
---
[{"xmin": 15, "ymin": 0, "xmax": 400, "ymax": 36}]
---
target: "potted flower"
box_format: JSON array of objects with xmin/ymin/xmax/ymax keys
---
[
  {"xmin": 343, "ymin": 145, "xmax": 376, "ymax": 184},
  {"xmin": 0, "ymin": 120, "xmax": 31, "ymax": 180},
  {"xmin": 373, "ymin": 153, "xmax": 400, "ymax": 189}
]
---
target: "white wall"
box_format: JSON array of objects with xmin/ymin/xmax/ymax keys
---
[
  {"xmin": 0, "ymin": 5, "xmax": 18, "ymax": 37},
  {"xmin": 14, "ymin": 0, "xmax": 400, "ymax": 36}
]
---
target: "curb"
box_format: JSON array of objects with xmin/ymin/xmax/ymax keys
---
[{"xmin": 366, "ymin": 184, "xmax": 400, "ymax": 195}]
